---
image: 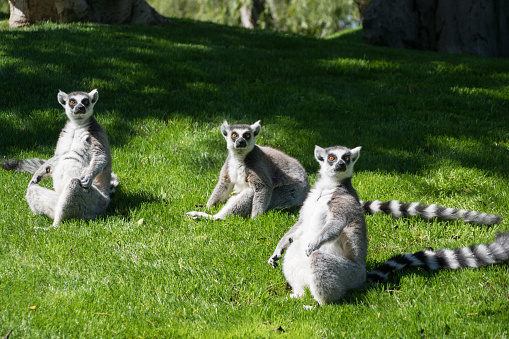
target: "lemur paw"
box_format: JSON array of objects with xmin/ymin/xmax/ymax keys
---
[
  {"xmin": 305, "ymin": 244, "xmax": 317, "ymax": 257},
  {"xmin": 268, "ymin": 255, "xmax": 280, "ymax": 268},
  {"xmin": 186, "ymin": 211, "xmax": 214, "ymax": 220},
  {"xmin": 80, "ymin": 176, "xmax": 93, "ymax": 188}
]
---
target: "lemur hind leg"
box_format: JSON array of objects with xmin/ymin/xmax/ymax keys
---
[
  {"xmin": 282, "ymin": 247, "xmax": 311, "ymax": 299},
  {"xmin": 308, "ymin": 251, "xmax": 366, "ymax": 305},
  {"xmin": 269, "ymin": 183, "xmax": 309, "ymax": 210},
  {"xmin": 52, "ymin": 178, "xmax": 110, "ymax": 226},
  {"xmin": 213, "ymin": 188, "xmax": 254, "ymax": 219},
  {"xmin": 188, "ymin": 189, "xmax": 255, "ymax": 220},
  {"xmin": 26, "ymin": 183, "xmax": 58, "ymax": 219}
]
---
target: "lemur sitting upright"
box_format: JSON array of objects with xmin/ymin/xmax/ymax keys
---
[
  {"xmin": 1, "ymin": 89, "xmax": 118, "ymax": 228},
  {"xmin": 268, "ymin": 145, "xmax": 509, "ymax": 305},
  {"xmin": 268, "ymin": 145, "xmax": 367, "ymax": 305},
  {"xmin": 187, "ymin": 120, "xmax": 309, "ymax": 220}
]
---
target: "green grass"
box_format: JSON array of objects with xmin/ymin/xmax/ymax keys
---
[{"xmin": 0, "ymin": 19, "xmax": 508, "ymax": 337}]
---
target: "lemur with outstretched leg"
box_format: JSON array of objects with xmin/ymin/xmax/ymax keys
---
[
  {"xmin": 187, "ymin": 120, "xmax": 309, "ymax": 220},
  {"xmin": 2, "ymin": 89, "xmax": 118, "ymax": 228}
]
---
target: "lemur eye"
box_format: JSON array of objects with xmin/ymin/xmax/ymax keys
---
[
  {"xmin": 82, "ymin": 99, "xmax": 89, "ymax": 105},
  {"xmin": 231, "ymin": 133, "xmax": 237, "ymax": 139},
  {"xmin": 70, "ymin": 100, "xmax": 76, "ymax": 105},
  {"xmin": 344, "ymin": 156, "xmax": 350, "ymax": 162},
  {"xmin": 328, "ymin": 155, "xmax": 335, "ymax": 162},
  {"xmin": 244, "ymin": 133, "xmax": 250, "ymax": 139}
]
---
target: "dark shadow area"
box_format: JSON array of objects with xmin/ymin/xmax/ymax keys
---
[
  {"xmin": 106, "ymin": 185, "xmax": 161, "ymax": 220},
  {"xmin": 338, "ymin": 267, "xmax": 439, "ymax": 305},
  {"xmin": 340, "ymin": 257, "xmax": 509, "ymax": 306},
  {"xmin": 0, "ymin": 19, "xmax": 508, "ymax": 178}
]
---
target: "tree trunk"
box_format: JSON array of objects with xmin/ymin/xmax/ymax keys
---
[
  {"xmin": 8, "ymin": 0, "xmax": 169, "ymax": 28},
  {"xmin": 362, "ymin": 0, "xmax": 509, "ymax": 57},
  {"xmin": 353, "ymin": 0, "xmax": 370, "ymax": 18},
  {"xmin": 240, "ymin": 0, "xmax": 278, "ymax": 29}
]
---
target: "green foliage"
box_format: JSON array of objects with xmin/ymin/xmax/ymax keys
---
[
  {"xmin": 148, "ymin": 0, "xmax": 241, "ymax": 27},
  {"xmin": 148, "ymin": 0, "xmax": 360, "ymax": 37},
  {"xmin": 1, "ymin": 19, "xmax": 509, "ymax": 337},
  {"xmin": 0, "ymin": 0, "xmax": 8, "ymax": 15},
  {"xmin": 277, "ymin": 0, "xmax": 359, "ymax": 37}
]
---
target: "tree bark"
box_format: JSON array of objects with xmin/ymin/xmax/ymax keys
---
[
  {"xmin": 240, "ymin": 0, "xmax": 278, "ymax": 29},
  {"xmin": 8, "ymin": 0, "xmax": 169, "ymax": 28},
  {"xmin": 362, "ymin": 0, "xmax": 509, "ymax": 57},
  {"xmin": 353, "ymin": 0, "xmax": 370, "ymax": 18}
]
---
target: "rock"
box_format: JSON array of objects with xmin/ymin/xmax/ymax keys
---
[{"xmin": 362, "ymin": 0, "xmax": 509, "ymax": 57}]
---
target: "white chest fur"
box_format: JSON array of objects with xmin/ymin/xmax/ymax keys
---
[
  {"xmin": 228, "ymin": 155, "xmax": 249, "ymax": 191},
  {"xmin": 299, "ymin": 188, "xmax": 335, "ymax": 238},
  {"xmin": 52, "ymin": 124, "xmax": 92, "ymax": 194},
  {"xmin": 282, "ymin": 187, "xmax": 336, "ymax": 286}
]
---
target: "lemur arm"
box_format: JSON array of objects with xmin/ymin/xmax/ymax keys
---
[
  {"xmin": 207, "ymin": 163, "xmax": 234, "ymax": 207},
  {"xmin": 305, "ymin": 215, "xmax": 347, "ymax": 256},
  {"xmin": 29, "ymin": 157, "xmax": 58, "ymax": 185},
  {"xmin": 248, "ymin": 171, "xmax": 273, "ymax": 218},
  {"xmin": 81, "ymin": 142, "xmax": 109, "ymax": 188},
  {"xmin": 268, "ymin": 220, "xmax": 303, "ymax": 268}
]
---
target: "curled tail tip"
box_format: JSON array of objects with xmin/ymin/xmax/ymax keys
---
[
  {"xmin": 469, "ymin": 216, "xmax": 501, "ymax": 226},
  {"xmin": 491, "ymin": 215, "xmax": 502, "ymax": 225},
  {"xmin": 110, "ymin": 172, "xmax": 120, "ymax": 195},
  {"xmin": 366, "ymin": 271, "xmax": 387, "ymax": 284},
  {"xmin": 495, "ymin": 231, "xmax": 509, "ymax": 246}
]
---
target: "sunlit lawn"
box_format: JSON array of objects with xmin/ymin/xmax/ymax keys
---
[{"xmin": 0, "ymin": 16, "xmax": 508, "ymax": 337}]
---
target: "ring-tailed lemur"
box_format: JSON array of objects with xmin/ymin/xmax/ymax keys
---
[
  {"xmin": 367, "ymin": 231, "xmax": 509, "ymax": 283},
  {"xmin": 268, "ymin": 145, "xmax": 367, "ymax": 305},
  {"xmin": 1, "ymin": 89, "xmax": 118, "ymax": 227},
  {"xmin": 361, "ymin": 199, "xmax": 500, "ymax": 226},
  {"xmin": 268, "ymin": 145, "xmax": 509, "ymax": 305},
  {"xmin": 186, "ymin": 120, "xmax": 309, "ymax": 220}
]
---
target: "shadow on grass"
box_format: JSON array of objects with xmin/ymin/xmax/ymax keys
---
[
  {"xmin": 107, "ymin": 186, "xmax": 160, "ymax": 220},
  {"xmin": 338, "ymin": 267, "xmax": 440, "ymax": 306},
  {"xmin": 0, "ymin": 19, "xmax": 508, "ymax": 177}
]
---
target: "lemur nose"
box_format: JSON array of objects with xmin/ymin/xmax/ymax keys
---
[
  {"xmin": 236, "ymin": 138, "xmax": 247, "ymax": 147},
  {"xmin": 335, "ymin": 161, "xmax": 346, "ymax": 171}
]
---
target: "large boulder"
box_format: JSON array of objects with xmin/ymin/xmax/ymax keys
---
[
  {"xmin": 362, "ymin": 0, "xmax": 509, "ymax": 57},
  {"xmin": 8, "ymin": 0, "xmax": 168, "ymax": 28}
]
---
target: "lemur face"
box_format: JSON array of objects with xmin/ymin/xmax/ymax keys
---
[
  {"xmin": 58, "ymin": 89, "xmax": 99, "ymax": 123},
  {"xmin": 315, "ymin": 145, "xmax": 361, "ymax": 181},
  {"xmin": 221, "ymin": 120, "xmax": 261, "ymax": 153}
]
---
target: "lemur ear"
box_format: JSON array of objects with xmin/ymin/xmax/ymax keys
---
[
  {"xmin": 57, "ymin": 90, "xmax": 68, "ymax": 107},
  {"xmin": 350, "ymin": 146, "xmax": 362, "ymax": 163},
  {"xmin": 221, "ymin": 120, "xmax": 229, "ymax": 137},
  {"xmin": 314, "ymin": 146, "xmax": 326, "ymax": 162},
  {"xmin": 89, "ymin": 89, "xmax": 99, "ymax": 104},
  {"xmin": 251, "ymin": 120, "xmax": 261, "ymax": 137}
]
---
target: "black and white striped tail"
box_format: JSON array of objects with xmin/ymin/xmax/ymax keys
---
[
  {"xmin": 367, "ymin": 231, "xmax": 509, "ymax": 283},
  {"xmin": 110, "ymin": 172, "xmax": 120, "ymax": 196},
  {"xmin": 1, "ymin": 158, "xmax": 46, "ymax": 174},
  {"xmin": 361, "ymin": 200, "xmax": 501, "ymax": 226}
]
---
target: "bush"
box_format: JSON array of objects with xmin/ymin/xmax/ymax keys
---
[{"xmin": 148, "ymin": 0, "xmax": 361, "ymax": 37}]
